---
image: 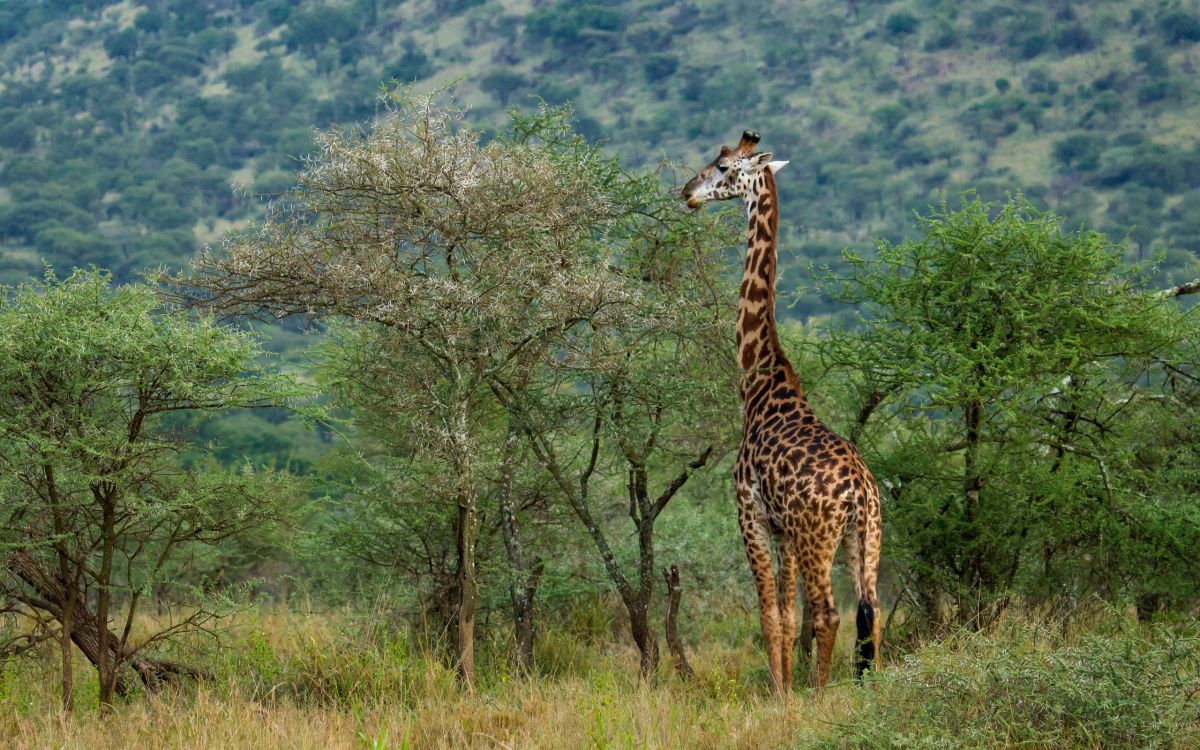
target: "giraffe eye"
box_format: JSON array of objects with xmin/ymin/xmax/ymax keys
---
[{"xmin": 717, "ymin": 161, "xmax": 730, "ymax": 172}]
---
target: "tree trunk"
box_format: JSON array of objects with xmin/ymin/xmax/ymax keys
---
[
  {"xmin": 625, "ymin": 594, "xmax": 659, "ymax": 678},
  {"xmin": 961, "ymin": 399, "xmax": 985, "ymax": 630},
  {"xmin": 96, "ymin": 491, "xmax": 117, "ymax": 707},
  {"xmin": 512, "ymin": 558, "xmax": 543, "ymax": 674},
  {"xmin": 450, "ymin": 400, "xmax": 479, "ymax": 688},
  {"xmin": 453, "ymin": 494, "xmax": 478, "ymax": 687},
  {"xmin": 59, "ymin": 578, "xmax": 75, "ymax": 712},
  {"xmin": 662, "ymin": 565, "xmax": 694, "ymax": 681},
  {"xmin": 47, "ymin": 465, "xmax": 75, "ymax": 712},
  {"xmin": 497, "ymin": 423, "xmax": 544, "ymax": 674}
]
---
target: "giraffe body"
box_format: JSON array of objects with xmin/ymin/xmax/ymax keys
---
[{"xmin": 682, "ymin": 131, "xmax": 882, "ymax": 691}]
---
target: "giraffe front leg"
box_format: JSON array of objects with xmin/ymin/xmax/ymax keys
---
[
  {"xmin": 738, "ymin": 487, "xmax": 783, "ymax": 694},
  {"xmin": 776, "ymin": 540, "xmax": 799, "ymax": 692}
]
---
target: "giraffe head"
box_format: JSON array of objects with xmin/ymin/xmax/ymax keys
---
[{"xmin": 680, "ymin": 131, "xmax": 788, "ymax": 209}]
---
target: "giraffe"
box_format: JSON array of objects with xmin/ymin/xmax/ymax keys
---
[{"xmin": 681, "ymin": 131, "xmax": 882, "ymax": 691}]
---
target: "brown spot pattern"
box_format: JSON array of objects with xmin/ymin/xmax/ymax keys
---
[{"xmin": 716, "ymin": 147, "xmax": 884, "ymax": 694}]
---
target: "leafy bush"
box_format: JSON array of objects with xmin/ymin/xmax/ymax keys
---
[
  {"xmin": 821, "ymin": 197, "xmax": 1199, "ymax": 630},
  {"xmin": 1053, "ymin": 133, "xmax": 1106, "ymax": 171},
  {"xmin": 885, "ymin": 11, "xmax": 920, "ymax": 36},
  {"xmin": 525, "ymin": 2, "xmax": 626, "ymax": 53},
  {"xmin": 820, "ymin": 623, "xmax": 1200, "ymax": 749},
  {"xmin": 1160, "ymin": 10, "xmax": 1200, "ymax": 44}
]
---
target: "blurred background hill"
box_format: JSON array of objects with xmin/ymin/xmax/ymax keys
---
[{"xmin": 2, "ymin": 0, "xmax": 1199, "ymax": 313}]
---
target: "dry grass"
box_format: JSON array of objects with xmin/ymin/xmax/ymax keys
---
[
  {"xmin": 0, "ymin": 605, "xmax": 866, "ymax": 749},
  {"xmin": 0, "ymin": 605, "xmax": 1195, "ymax": 749}
]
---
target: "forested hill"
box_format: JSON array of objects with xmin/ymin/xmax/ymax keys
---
[{"xmin": 2, "ymin": 0, "xmax": 1200, "ymax": 317}]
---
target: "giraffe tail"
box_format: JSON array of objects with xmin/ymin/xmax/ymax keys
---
[
  {"xmin": 846, "ymin": 483, "xmax": 882, "ymax": 680},
  {"xmin": 855, "ymin": 598, "xmax": 876, "ymax": 678}
]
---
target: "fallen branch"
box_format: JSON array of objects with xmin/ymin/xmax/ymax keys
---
[
  {"xmin": 6, "ymin": 554, "xmax": 212, "ymax": 693},
  {"xmin": 1163, "ymin": 279, "xmax": 1200, "ymax": 298}
]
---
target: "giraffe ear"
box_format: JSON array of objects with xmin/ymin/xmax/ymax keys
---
[{"xmin": 767, "ymin": 160, "xmax": 789, "ymax": 173}]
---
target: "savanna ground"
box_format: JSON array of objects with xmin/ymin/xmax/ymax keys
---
[{"xmin": 2, "ymin": 600, "xmax": 1196, "ymax": 749}]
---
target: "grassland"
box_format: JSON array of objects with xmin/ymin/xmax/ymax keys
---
[{"xmin": 1, "ymin": 603, "xmax": 1196, "ymax": 749}]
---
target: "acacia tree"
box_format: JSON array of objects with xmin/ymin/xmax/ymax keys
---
[
  {"xmin": 819, "ymin": 197, "xmax": 1198, "ymax": 631},
  {"xmin": 175, "ymin": 93, "xmax": 641, "ymax": 685},
  {"xmin": 0, "ymin": 270, "xmax": 293, "ymax": 709},
  {"xmin": 491, "ymin": 167, "xmax": 739, "ymax": 677}
]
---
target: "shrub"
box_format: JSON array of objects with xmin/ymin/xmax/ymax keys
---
[
  {"xmin": 1160, "ymin": 10, "xmax": 1200, "ymax": 45},
  {"xmin": 819, "ymin": 623, "xmax": 1200, "ymax": 749},
  {"xmin": 885, "ymin": 11, "xmax": 919, "ymax": 36}
]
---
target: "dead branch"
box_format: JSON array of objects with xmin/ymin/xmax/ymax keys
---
[{"xmin": 661, "ymin": 564, "xmax": 694, "ymax": 681}]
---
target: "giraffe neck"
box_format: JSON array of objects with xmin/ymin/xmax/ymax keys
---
[
  {"xmin": 737, "ymin": 169, "xmax": 787, "ymax": 373},
  {"xmin": 736, "ymin": 169, "xmax": 811, "ymax": 407}
]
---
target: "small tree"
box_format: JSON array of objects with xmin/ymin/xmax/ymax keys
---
[
  {"xmin": 175, "ymin": 92, "xmax": 634, "ymax": 686},
  {"xmin": 820, "ymin": 196, "xmax": 1195, "ymax": 631},
  {"xmin": 0, "ymin": 270, "xmax": 294, "ymax": 708}
]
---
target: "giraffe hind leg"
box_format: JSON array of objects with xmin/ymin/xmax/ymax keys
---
[{"xmin": 776, "ymin": 539, "xmax": 799, "ymax": 692}]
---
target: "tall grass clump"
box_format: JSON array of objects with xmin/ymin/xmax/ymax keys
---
[{"xmin": 824, "ymin": 619, "xmax": 1200, "ymax": 749}]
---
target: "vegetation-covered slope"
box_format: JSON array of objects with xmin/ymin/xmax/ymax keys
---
[{"xmin": 2, "ymin": 0, "xmax": 1199, "ymax": 316}]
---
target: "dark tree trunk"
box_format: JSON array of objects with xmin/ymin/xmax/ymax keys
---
[
  {"xmin": 512, "ymin": 558, "xmax": 543, "ymax": 673},
  {"xmin": 662, "ymin": 565, "xmax": 694, "ymax": 681},
  {"xmin": 628, "ymin": 463, "xmax": 659, "ymax": 679},
  {"xmin": 961, "ymin": 398, "xmax": 985, "ymax": 630},
  {"xmin": 59, "ymin": 577, "xmax": 75, "ymax": 711},
  {"xmin": 453, "ymin": 496, "xmax": 478, "ymax": 687},
  {"xmin": 625, "ymin": 595, "xmax": 659, "ymax": 678}
]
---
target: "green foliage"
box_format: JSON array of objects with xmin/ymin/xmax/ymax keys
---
[
  {"xmin": 885, "ymin": 11, "xmax": 920, "ymax": 36},
  {"xmin": 823, "ymin": 621, "xmax": 1200, "ymax": 749},
  {"xmin": 1, "ymin": 0, "xmax": 1198, "ymax": 295},
  {"xmin": 481, "ymin": 69, "xmax": 527, "ymax": 106},
  {"xmin": 526, "ymin": 2, "xmax": 626, "ymax": 53},
  {"xmin": 0, "ymin": 269, "xmax": 305, "ymax": 701},
  {"xmin": 821, "ymin": 197, "xmax": 1199, "ymax": 628}
]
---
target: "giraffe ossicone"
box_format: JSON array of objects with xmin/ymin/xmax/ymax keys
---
[{"xmin": 681, "ymin": 132, "xmax": 883, "ymax": 693}]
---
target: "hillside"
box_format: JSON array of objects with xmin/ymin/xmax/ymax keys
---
[{"xmin": 2, "ymin": 0, "xmax": 1200, "ymax": 318}]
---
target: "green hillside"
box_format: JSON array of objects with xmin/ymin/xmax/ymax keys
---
[{"xmin": 2, "ymin": 0, "xmax": 1200, "ymax": 317}]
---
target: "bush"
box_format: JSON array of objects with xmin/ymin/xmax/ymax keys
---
[
  {"xmin": 33, "ymin": 225, "xmax": 116, "ymax": 266},
  {"xmin": 1055, "ymin": 24, "xmax": 1094, "ymax": 54},
  {"xmin": 130, "ymin": 60, "xmax": 175, "ymax": 94},
  {"xmin": 821, "ymin": 197, "xmax": 1197, "ymax": 630},
  {"xmin": 821, "ymin": 623, "xmax": 1200, "ymax": 749},
  {"xmin": 1053, "ymin": 133, "xmax": 1106, "ymax": 171},
  {"xmin": 923, "ymin": 21, "xmax": 958, "ymax": 51},
  {"xmin": 389, "ymin": 45, "xmax": 430, "ymax": 83},
  {"xmin": 642, "ymin": 52, "xmax": 678, "ymax": 82},
  {"xmin": 885, "ymin": 11, "xmax": 919, "ymax": 36},
  {"xmin": 0, "ymin": 113, "xmax": 35, "ymax": 150},
  {"xmin": 1160, "ymin": 10, "xmax": 1200, "ymax": 45},
  {"xmin": 525, "ymin": 2, "xmax": 626, "ymax": 53},
  {"xmin": 481, "ymin": 69, "xmax": 527, "ymax": 106},
  {"xmin": 103, "ymin": 27, "xmax": 139, "ymax": 59},
  {"xmin": 871, "ymin": 102, "xmax": 909, "ymax": 133}
]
